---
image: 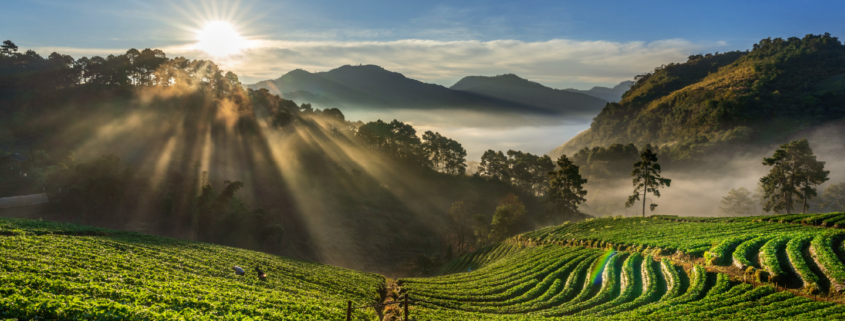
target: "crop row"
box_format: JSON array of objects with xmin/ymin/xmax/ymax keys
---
[
  {"xmin": 0, "ymin": 219, "xmax": 383, "ymax": 321},
  {"xmin": 406, "ymin": 244, "xmax": 842, "ymax": 321}
]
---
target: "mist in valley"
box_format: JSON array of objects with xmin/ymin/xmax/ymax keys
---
[{"xmin": 578, "ymin": 122, "xmax": 845, "ymax": 218}]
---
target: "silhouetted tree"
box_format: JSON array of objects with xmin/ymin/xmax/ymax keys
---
[
  {"xmin": 625, "ymin": 148, "xmax": 671, "ymax": 217},
  {"xmin": 720, "ymin": 188, "xmax": 755, "ymax": 216},
  {"xmin": 820, "ymin": 182, "xmax": 845, "ymax": 212},
  {"xmin": 448, "ymin": 200, "xmax": 476, "ymax": 254},
  {"xmin": 760, "ymin": 139, "xmax": 829, "ymax": 214},
  {"xmin": 546, "ymin": 154, "xmax": 587, "ymax": 219},
  {"xmin": 488, "ymin": 194, "xmax": 526, "ymax": 242},
  {"xmin": 422, "ymin": 131, "xmax": 467, "ymax": 175},
  {"xmin": 479, "ymin": 150, "xmax": 509, "ymax": 180}
]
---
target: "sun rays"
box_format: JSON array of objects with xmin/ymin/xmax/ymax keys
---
[{"xmin": 195, "ymin": 21, "xmax": 248, "ymax": 56}]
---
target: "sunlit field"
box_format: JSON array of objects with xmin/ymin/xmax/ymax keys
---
[{"xmin": 5, "ymin": 1, "xmax": 845, "ymax": 320}]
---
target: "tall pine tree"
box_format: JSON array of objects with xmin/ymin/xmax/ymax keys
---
[
  {"xmin": 625, "ymin": 148, "xmax": 671, "ymax": 217},
  {"xmin": 761, "ymin": 139, "xmax": 829, "ymax": 214},
  {"xmin": 546, "ymin": 155, "xmax": 588, "ymax": 219}
]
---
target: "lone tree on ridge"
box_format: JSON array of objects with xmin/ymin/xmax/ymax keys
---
[{"xmin": 625, "ymin": 148, "xmax": 671, "ymax": 217}]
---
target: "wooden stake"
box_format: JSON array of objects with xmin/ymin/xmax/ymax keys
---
[{"xmin": 346, "ymin": 301, "xmax": 351, "ymax": 321}]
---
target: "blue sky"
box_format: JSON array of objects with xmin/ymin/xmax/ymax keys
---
[
  {"xmin": 6, "ymin": 0, "xmax": 845, "ymax": 159},
  {"xmin": 6, "ymin": 0, "xmax": 845, "ymax": 88}
]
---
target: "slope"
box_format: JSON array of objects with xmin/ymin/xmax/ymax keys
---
[
  {"xmin": 399, "ymin": 215, "xmax": 845, "ymax": 320},
  {"xmin": 552, "ymin": 33, "xmax": 845, "ymax": 158},
  {"xmin": 563, "ymin": 81, "xmax": 634, "ymax": 103},
  {"xmin": 450, "ymin": 74, "xmax": 608, "ymax": 120},
  {"xmin": 0, "ymin": 218, "xmax": 384, "ymax": 320},
  {"xmin": 248, "ymin": 65, "xmax": 550, "ymax": 114}
]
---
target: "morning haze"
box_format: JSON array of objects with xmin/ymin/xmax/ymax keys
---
[{"xmin": 3, "ymin": 1, "xmax": 845, "ymax": 320}]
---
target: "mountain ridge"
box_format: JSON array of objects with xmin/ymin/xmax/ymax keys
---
[
  {"xmin": 449, "ymin": 74, "xmax": 608, "ymax": 119},
  {"xmin": 550, "ymin": 33, "xmax": 845, "ymax": 160},
  {"xmin": 563, "ymin": 80, "xmax": 634, "ymax": 102},
  {"xmin": 248, "ymin": 65, "xmax": 608, "ymax": 118}
]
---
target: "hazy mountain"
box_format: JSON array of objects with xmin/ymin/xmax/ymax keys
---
[
  {"xmin": 563, "ymin": 81, "xmax": 634, "ymax": 103},
  {"xmin": 248, "ymin": 65, "xmax": 551, "ymax": 115},
  {"xmin": 449, "ymin": 74, "xmax": 608, "ymax": 118},
  {"xmin": 550, "ymin": 33, "xmax": 845, "ymax": 160}
]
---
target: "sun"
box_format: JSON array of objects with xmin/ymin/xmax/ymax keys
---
[{"xmin": 196, "ymin": 21, "xmax": 247, "ymax": 57}]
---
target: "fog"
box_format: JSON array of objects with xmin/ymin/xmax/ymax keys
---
[
  {"xmin": 580, "ymin": 122, "xmax": 845, "ymax": 217},
  {"xmin": 340, "ymin": 107, "xmax": 592, "ymax": 160}
]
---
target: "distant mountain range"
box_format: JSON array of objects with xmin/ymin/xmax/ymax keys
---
[
  {"xmin": 449, "ymin": 74, "xmax": 609, "ymax": 117},
  {"xmin": 248, "ymin": 65, "xmax": 627, "ymax": 120},
  {"xmin": 563, "ymin": 81, "xmax": 634, "ymax": 103}
]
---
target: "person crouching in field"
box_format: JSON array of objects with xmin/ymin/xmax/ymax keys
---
[
  {"xmin": 255, "ymin": 266, "xmax": 267, "ymax": 281},
  {"xmin": 233, "ymin": 266, "xmax": 245, "ymax": 276}
]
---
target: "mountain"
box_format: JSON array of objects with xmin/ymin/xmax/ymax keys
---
[
  {"xmin": 563, "ymin": 80, "xmax": 634, "ymax": 102},
  {"xmin": 449, "ymin": 74, "xmax": 608, "ymax": 118},
  {"xmin": 248, "ymin": 65, "xmax": 551, "ymax": 115},
  {"xmin": 551, "ymin": 33, "xmax": 845, "ymax": 159}
]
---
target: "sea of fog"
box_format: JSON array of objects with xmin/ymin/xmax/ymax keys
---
[{"xmin": 342, "ymin": 108, "xmax": 591, "ymax": 161}]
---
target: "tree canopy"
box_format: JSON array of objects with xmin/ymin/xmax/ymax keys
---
[
  {"xmin": 625, "ymin": 148, "xmax": 671, "ymax": 217},
  {"xmin": 557, "ymin": 33, "xmax": 845, "ymax": 160},
  {"xmin": 760, "ymin": 139, "xmax": 829, "ymax": 213},
  {"xmin": 546, "ymin": 154, "xmax": 588, "ymax": 219}
]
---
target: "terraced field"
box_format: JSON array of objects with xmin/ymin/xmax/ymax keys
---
[
  {"xmin": 0, "ymin": 218, "xmax": 384, "ymax": 320},
  {"xmin": 4, "ymin": 215, "xmax": 845, "ymax": 320},
  {"xmin": 400, "ymin": 215, "xmax": 845, "ymax": 320}
]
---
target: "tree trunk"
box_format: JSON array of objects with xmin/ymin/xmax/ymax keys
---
[
  {"xmin": 642, "ymin": 165, "xmax": 648, "ymax": 218},
  {"xmin": 802, "ymin": 188, "xmax": 807, "ymax": 214},
  {"xmin": 642, "ymin": 189, "xmax": 647, "ymax": 218}
]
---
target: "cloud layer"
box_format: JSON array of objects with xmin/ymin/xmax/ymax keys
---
[
  {"xmin": 216, "ymin": 38, "xmax": 725, "ymax": 88},
  {"xmin": 35, "ymin": 37, "xmax": 724, "ymax": 90}
]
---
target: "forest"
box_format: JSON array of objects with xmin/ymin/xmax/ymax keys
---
[
  {"xmin": 554, "ymin": 33, "xmax": 845, "ymax": 161},
  {"xmin": 0, "ymin": 40, "xmax": 587, "ymax": 275}
]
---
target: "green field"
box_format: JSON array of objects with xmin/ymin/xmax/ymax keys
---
[
  {"xmin": 0, "ymin": 218, "xmax": 383, "ymax": 320},
  {"xmin": 4, "ymin": 215, "xmax": 845, "ymax": 320}
]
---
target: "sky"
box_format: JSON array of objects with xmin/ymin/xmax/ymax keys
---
[
  {"xmin": 7, "ymin": 0, "xmax": 845, "ymax": 159},
  {"xmin": 8, "ymin": 0, "xmax": 845, "ymax": 89}
]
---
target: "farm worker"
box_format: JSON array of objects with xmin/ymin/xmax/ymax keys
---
[
  {"xmin": 255, "ymin": 266, "xmax": 267, "ymax": 281},
  {"xmin": 233, "ymin": 266, "xmax": 245, "ymax": 276}
]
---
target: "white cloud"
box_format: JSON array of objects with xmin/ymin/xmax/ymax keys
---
[
  {"xmin": 32, "ymin": 37, "xmax": 725, "ymax": 89},
  {"xmin": 196, "ymin": 38, "xmax": 723, "ymax": 88},
  {"xmin": 28, "ymin": 37, "xmax": 726, "ymax": 158}
]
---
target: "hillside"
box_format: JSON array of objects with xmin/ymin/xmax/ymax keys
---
[
  {"xmin": 563, "ymin": 81, "xmax": 634, "ymax": 103},
  {"xmin": 400, "ymin": 213, "xmax": 845, "ymax": 320},
  {"xmin": 552, "ymin": 33, "xmax": 845, "ymax": 159},
  {"xmin": 449, "ymin": 74, "xmax": 609, "ymax": 120},
  {"xmin": 0, "ymin": 218, "xmax": 384, "ymax": 320},
  {"xmin": 7, "ymin": 214, "xmax": 845, "ymax": 319},
  {"xmin": 248, "ymin": 65, "xmax": 550, "ymax": 115}
]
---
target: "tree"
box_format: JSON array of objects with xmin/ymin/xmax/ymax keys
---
[
  {"xmin": 625, "ymin": 148, "xmax": 671, "ymax": 217},
  {"xmin": 472, "ymin": 213, "xmax": 490, "ymax": 248},
  {"xmin": 488, "ymin": 194, "xmax": 527, "ymax": 242},
  {"xmin": 479, "ymin": 150, "xmax": 509, "ymax": 180},
  {"xmin": 546, "ymin": 154, "xmax": 588, "ymax": 219},
  {"xmin": 448, "ymin": 200, "xmax": 476, "ymax": 254},
  {"xmin": 478, "ymin": 149, "xmax": 553, "ymax": 195},
  {"xmin": 720, "ymin": 188, "xmax": 756, "ymax": 216},
  {"xmin": 820, "ymin": 182, "xmax": 845, "ymax": 212},
  {"xmin": 1, "ymin": 40, "xmax": 18, "ymax": 56},
  {"xmin": 760, "ymin": 139, "xmax": 829, "ymax": 214},
  {"xmin": 422, "ymin": 131, "xmax": 467, "ymax": 175}
]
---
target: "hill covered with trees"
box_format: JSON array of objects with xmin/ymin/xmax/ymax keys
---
[
  {"xmin": 552, "ymin": 33, "xmax": 845, "ymax": 161},
  {"xmin": 0, "ymin": 41, "xmax": 584, "ymax": 276}
]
